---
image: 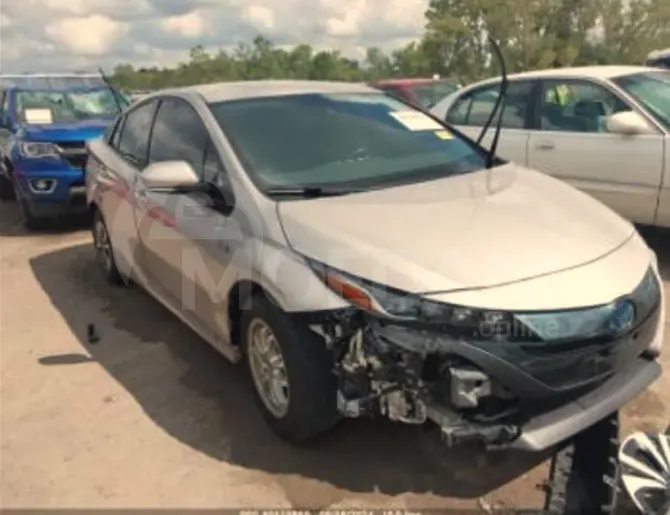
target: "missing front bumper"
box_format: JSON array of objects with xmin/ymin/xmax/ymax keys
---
[{"xmin": 303, "ymin": 310, "xmax": 662, "ymax": 453}]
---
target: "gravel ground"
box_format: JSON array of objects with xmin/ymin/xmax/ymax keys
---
[{"xmin": 1, "ymin": 200, "xmax": 667, "ymax": 511}]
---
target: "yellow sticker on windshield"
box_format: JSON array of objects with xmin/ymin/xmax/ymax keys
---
[{"xmin": 434, "ymin": 130, "xmax": 453, "ymax": 140}]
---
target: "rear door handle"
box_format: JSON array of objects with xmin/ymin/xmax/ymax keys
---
[{"xmin": 535, "ymin": 141, "xmax": 555, "ymax": 151}]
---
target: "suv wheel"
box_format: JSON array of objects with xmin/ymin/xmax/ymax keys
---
[
  {"xmin": 240, "ymin": 293, "xmax": 340, "ymax": 443},
  {"xmin": 13, "ymin": 177, "xmax": 47, "ymax": 230},
  {"xmin": 0, "ymin": 174, "xmax": 15, "ymax": 200},
  {"xmin": 92, "ymin": 210, "xmax": 124, "ymax": 285}
]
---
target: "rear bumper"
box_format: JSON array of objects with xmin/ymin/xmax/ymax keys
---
[{"xmin": 507, "ymin": 356, "xmax": 661, "ymax": 451}]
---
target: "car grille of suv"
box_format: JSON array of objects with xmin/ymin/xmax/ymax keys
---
[{"xmin": 57, "ymin": 141, "xmax": 88, "ymax": 169}]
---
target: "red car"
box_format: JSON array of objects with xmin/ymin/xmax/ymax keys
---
[{"xmin": 370, "ymin": 78, "xmax": 461, "ymax": 109}]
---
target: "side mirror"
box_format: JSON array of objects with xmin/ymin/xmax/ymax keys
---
[
  {"xmin": 142, "ymin": 161, "xmax": 200, "ymax": 191},
  {"xmin": 607, "ymin": 111, "xmax": 655, "ymax": 135}
]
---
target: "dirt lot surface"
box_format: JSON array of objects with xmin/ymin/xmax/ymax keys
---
[{"xmin": 1, "ymin": 200, "xmax": 668, "ymax": 511}]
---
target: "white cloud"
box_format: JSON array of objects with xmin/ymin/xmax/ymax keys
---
[
  {"xmin": 0, "ymin": 0, "xmax": 430, "ymax": 72},
  {"xmin": 242, "ymin": 5, "xmax": 275, "ymax": 31},
  {"xmin": 161, "ymin": 10, "xmax": 208, "ymax": 38},
  {"xmin": 45, "ymin": 15, "xmax": 129, "ymax": 56}
]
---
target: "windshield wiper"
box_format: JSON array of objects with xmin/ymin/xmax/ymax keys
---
[
  {"xmin": 475, "ymin": 36, "xmax": 509, "ymax": 169},
  {"xmin": 266, "ymin": 187, "xmax": 365, "ymax": 198}
]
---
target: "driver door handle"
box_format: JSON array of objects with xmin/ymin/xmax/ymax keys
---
[{"xmin": 535, "ymin": 141, "xmax": 555, "ymax": 151}]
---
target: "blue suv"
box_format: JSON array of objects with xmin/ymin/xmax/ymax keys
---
[{"xmin": 0, "ymin": 78, "xmax": 129, "ymax": 229}]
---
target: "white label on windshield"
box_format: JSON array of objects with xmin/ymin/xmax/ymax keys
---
[
  {"xmin": 390, "ymin": 110, "xmax": 443, "ymax": 131},
  {"xmin": 24, "ymin": 109, "xmax": 53, "ymax": 124}
]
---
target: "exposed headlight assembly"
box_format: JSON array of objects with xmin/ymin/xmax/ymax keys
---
[
  {"xmin": 19, "ymin": 141, "xmax": 60, "ymax": 159},
  {"xmin": 305, "ymin": 257, "xmax": 530, "ymax": 341}
]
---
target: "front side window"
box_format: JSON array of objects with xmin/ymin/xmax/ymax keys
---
[
  {"xmin": 209, "ymin": 92, "xmax": 487, "ymax": 195},
  {"xmin": 538, "ymin": 79, "xmax": 631, "ymax": 133},
  {"xmin": 446, "ymin": 80, "xmax": 535, "ymax": 129},
  {"xmin": 116, "ymin": 100, "xmax": 158, "ymax": 167},
  {"xmin": 612, "ymin": 71, "xmax": 670, "ymax": 131},
  {"xmin": 148, "ymin": 97, "xmax": 209, "ymax": 179}
]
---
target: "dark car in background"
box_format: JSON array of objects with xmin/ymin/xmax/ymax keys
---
[
  {"xmin": 370, "ymin": 77, "xmax": 461, "ymax": 109},
  {"xmin": 646, "ymin": 48, "xmax": 670, "ymax": 69}
]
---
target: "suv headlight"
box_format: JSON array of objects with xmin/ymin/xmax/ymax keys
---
[
  {"xmin": 19, "ymin": 141, "xmax": 60, "ymax": 159},
  {"xmin": 305, "ymin": 257, "xmax": 532, "ymax": 341}
]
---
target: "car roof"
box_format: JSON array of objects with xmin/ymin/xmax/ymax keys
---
[
  {"xmin": 154, "ymin": 80, "xmax": 377, "ymax": 104},
  {"xmin": 648, "ymin": 48, "xmax": 670, "ymax": 60},
  {"xmin": 470, "ymin": 65, "xmax": 659, "ymax": 87},
  {"xmin": 373, "ymin": 78, "xmax": 455, "ymax": 86}
]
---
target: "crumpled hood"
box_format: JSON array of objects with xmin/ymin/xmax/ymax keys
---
[
  {"xmin": 20, "ymin": 118, "xmax": 111, "ymax": 143},
  {"xmin": 278, "ymin": 164, "xmax": 636, "ymax": 294}
]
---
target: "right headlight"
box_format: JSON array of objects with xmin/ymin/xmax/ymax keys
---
[
  {"xmin": 514, "ymin": 266, "xmax": 658, "ymax": 341},
  {"xmin": 19, "ymin": 141, "xmax": 60, "ymax": 159}
]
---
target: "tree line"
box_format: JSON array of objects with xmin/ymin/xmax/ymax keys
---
[{"xmin": 111, "ymin": 0, "xmax": 670, "ymax": 91}]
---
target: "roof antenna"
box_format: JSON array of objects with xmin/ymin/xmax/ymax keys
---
[
  {"xmin": 98, "ymin": 67, "xmax": 124, "ymax": 115},
  {"xmin": 475, "ymin": 36, "xmax": 509, "ymax": 174}
]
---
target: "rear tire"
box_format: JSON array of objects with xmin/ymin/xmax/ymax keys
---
[
  {"xmin": 92, "ymin": 209, "xmax": 124, "ymax": 286},
  {"xmin": 240, "ymin": 293, "xmax": 340, "ymax": 443}
]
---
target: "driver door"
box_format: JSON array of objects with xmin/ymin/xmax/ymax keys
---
[{"xmin": 135, "ymin": 96, "xmax": 239, "ymax": 353}]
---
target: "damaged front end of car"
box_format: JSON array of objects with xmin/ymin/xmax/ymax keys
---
[{"xmin": 294, "ymin": 259, "xmax": 663, "ymax": 453}]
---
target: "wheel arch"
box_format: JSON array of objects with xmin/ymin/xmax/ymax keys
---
[{"xmin": 227, "ymin": 279, "xmax": 283, "ymax": 347}]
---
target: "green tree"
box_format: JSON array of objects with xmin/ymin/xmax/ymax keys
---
[{"xmin": 111, "ymin": 0, "xmax": 667, "ymax": 91}]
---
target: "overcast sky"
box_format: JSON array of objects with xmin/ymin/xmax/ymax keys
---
[{"xmin": 0, "ymin": 0, "xmax": 429, "ymax": 73}]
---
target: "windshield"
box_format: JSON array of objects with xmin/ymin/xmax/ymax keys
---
[
  {"xmin": 410, "ymin": 81, "xmax": 460, "ymax": 109},
  {"xmin": 613, "ymin": 71, "xmax": 670, "ymax": 130},
  {"xmin": 15, "ymin": 88, "xmax": 129, "ymax": 124},
  {"xmin": 209, "ymin": 92, "xmax": 486, "ymax": 195}
]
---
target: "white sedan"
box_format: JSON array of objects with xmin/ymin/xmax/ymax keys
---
[
  {"xmin": 431, "ymin": 66, "xmax": 670, "ymax": 228},
  {"xmin": 86, "ymin": 80, "xmax": 664, "ymax": 454}
]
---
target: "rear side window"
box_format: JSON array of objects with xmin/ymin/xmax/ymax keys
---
[
  {"xmin": 446, "ymin": 80, "xmax": 536, "ymax": 129},
  {"xmin": 116, "ymin": 100, "xmax": 158, "ymax": 167},
  {"xmin": 148, "ymin": 97, "xmax": 210, "ymax": 179}
]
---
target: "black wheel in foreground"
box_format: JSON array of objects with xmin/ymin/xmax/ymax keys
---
[
  {"xmin": 543, "ymin": 412, "xmax": 621, "ymax": 514},
  {"xmin": 92, "ymin": 209, "xmax": 124, "ymax": 285},
  {"xmin": 12, "ymin": 177, "xmax": 48, "ymax": 231},
  {"xmin": 0, "ymin": 174, "xmax": 15, "ymax": 200},
  {"xmin": 240, "ymin": 292, "xmax": 340, "ymax": 443}
]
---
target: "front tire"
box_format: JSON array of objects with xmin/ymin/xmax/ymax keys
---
[
  {"xmin": 240, "ymin": 293, "xmax": 340, "ymax": 443},
  {"xmin": 92, "ymin": 210, "xmax": 124, "ymax": 285},
  {"xmin": 12, "ymin": 177, "xmax": 48, "ymax": 230},
  {"xmin": 0, "ymin": 174, "xmax": 15, "ymax": 200}
]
